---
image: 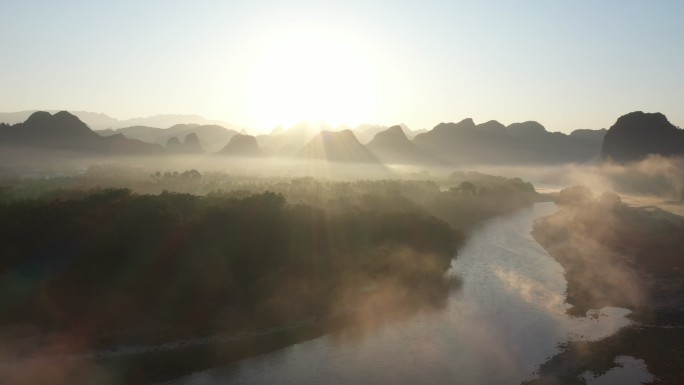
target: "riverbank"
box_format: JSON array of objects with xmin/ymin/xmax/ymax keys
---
[
  {"xmin": 0, "ymin": 175, "xmax": 540, "ymax": 385},
  {"xmin": 0, "ymin": 190, "xmax": 457, "ymax": 385},
  {"xmin": 526, "ymin": 189, "xmax": 684, "ymax": 384}
]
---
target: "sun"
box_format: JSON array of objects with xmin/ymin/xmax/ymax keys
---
[{"xmin": 242, "ymin": 24, "xmax": 382, "ymax": 130}]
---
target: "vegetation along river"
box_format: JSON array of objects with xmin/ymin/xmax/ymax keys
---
[{"xmin": 167, "ymin": 202, "xmax": 650, "ymax": 385}]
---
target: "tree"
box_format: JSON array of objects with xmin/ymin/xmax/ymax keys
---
[{"xmin": 451, "ymin": 181, "xmax": 477, "ymax": 196}]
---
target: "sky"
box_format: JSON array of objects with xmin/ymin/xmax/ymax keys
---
[{"xmin": 1, "ymin": 0, "xmax": 683, "ymax": 133}]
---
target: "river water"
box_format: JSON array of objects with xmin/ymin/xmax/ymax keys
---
[{"xmin": 168, "ymin": 202, "xmax": 636, "ymax": 385}]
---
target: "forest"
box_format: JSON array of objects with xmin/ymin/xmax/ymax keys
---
[{"xmin": 0, "ymin": 172, "xmax": 539, "ymax": 383}]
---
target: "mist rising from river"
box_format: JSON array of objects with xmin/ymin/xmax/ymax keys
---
[{"xmin": 168, "ymin": 203, "xmax": 634, "ymax": 385}]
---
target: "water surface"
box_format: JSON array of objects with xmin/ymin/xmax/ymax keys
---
[{"xmin": 169, "ymin": 203, "xmax": 634, "ymax": 385}]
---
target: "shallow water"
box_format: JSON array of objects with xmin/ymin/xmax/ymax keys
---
[
  {"xmin": 583, "ymin": 356, "xmax": 654, "ymax": 385},
  {"xmin": 168, "ymin": 202, "xmax": 638, "ymax": 385}
]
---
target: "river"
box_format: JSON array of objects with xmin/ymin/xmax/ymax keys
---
[{"xmin": 165, "ymin": 202, "xmax": 637, "ymax": 385}]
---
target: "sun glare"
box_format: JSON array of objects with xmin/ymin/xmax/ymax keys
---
[{"xmin": 243, "ymin": 24, "xmax": 382, "ymax": 130}]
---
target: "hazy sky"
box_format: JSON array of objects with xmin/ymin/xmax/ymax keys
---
[{"xmin": 2, "ymin": 0, "xmax": 683, "ymax": 133}]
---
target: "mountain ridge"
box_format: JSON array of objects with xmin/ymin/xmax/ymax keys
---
[
  {"xmin": 0, "ymin": 111, "xmax": 163, "ymax": 154},
  {"xmin": 0, "ymin": 110, "xmax": 241, "ymax": 131},
  {"xmin": 414, "ymin": 118, "xmax": 605, "ymax": 165},
  {"xmin": 219, "ymin": 134, "xmax": 264, "ymax": 157},
  {"xmin": 297, "ymin": 130, "xmax": 379, "ymax": 163},
  {"xmin": 600, "ymin": 111, "xmax": 684, "ymax": 162},
  {"xmin": 367, "ymin": 125, "xmax": 447, "ymax": 166},
  {"xmin": 100, "ymin": 124, "xmax": 239, "ymax": 153}
]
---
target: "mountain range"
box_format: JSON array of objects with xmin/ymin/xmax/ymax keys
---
[
  {"xmin": 353, "ymin": 123, "xmax": 426, "ymax": 143},
  {"xmin": 256, "ymin": 122, "xmax": 325, "ymax": 157},
  {"xmin": 7, "ymin": 109, "xmax": 679, "ymax": 167},
  {"xmin": 255, "ymin": 122, "xmax": 426, "ymax": 156},
  {"xmin": 297, "ymin": 130, "xmax": 379, "ymax": 163},
  {"xmin": 0, "ymin": 111, "xmax": 162, "ymax": 155},
  {"xmin": 218, "ymin": 134, "xmax": 265, "ymax": 157},
  {"xmin": 99, "ymin": 124, "xmax": 240, "ymax": 153},
  {"xmin": 166, "ymin": 133, "xmax": 205, "ymax": 154},
  {"xmin": 366, "ymin": 125, "xmax": 446, "ymax": 166},
  {"xmin": 413, "ymin": 119, "xmax": 606, "ymax": 165},
  {"xmin": 0, "ymin": 110, "xmax": 239, "ymax": 131}
]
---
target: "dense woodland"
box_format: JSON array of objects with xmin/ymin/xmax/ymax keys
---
[
  {"xmin": 0, "ymin": 167, "xmax": 538, "ymax": 231},
  {"xmin": 0, "ymin": 173, "xmax": 539, "ymax": 357}
]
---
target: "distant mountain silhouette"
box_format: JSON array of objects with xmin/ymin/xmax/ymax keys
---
[
  {"xmin": 255, "ymin": 122, "xmax": 428, "ymax": 155},
  {"xmin": 0, "ymin": 110, "xmax": 239, "ymax": 131},
  {"xmin": 0, "ymin": 111, "xmax": 612, "ymax": 165},
  {"xmin": 352, "ymin": 124, "xmax": 389, "ymax": 144},
  {"xmin": 415, "ymin": 119, "xmax": 498, "ymax": 164},
  {"xmin": 366, "ymin": 125, "xmax": 447, "ymax": 166},
  {"xmin": 600, "ymin": 111, "xmax": 684, "ymax": 162},
  {"xmin": 476, "ymin": 120, "xmax": 506, "ymax": 135},
  {"xmin": 0, "ymin": 111, "xmax": 161, "ymax": 154},
  {"xmin": 99, "ymin": 124, "xmax": 239, "ymax": 153},
  {"xmin": 0, "ymin": 111, "xmax": 54, "ymax": 126},
  {"xmin": 166, "ymin": 133, "xmax": 205, "ymax": 154},
  {"xmin": 181, "ymin": 133, "xmax": 204, "ymax": 153},
  {"xmin": 353, "ymin": 124, "xmax": 425, "ymax": 144},
  {"xmin": 413, "ymin": 118, "xmax": 605, "ymax": 165},
  {"xmin": 569, "ymin": 128, "xmax": 608, "ymax": 141},
  {"xmin": 99, "ymin": 125, "xmax": 160, "ymax": 141},
  {"xmin": 166, "ymin": 136, "xmax": 182, "ymax": 149},
  {"xmin": 117, "ymin": 115, "xmax": 236, "ymax": 131},
  {"xmin": 507, "ymin": 121, "xmax": 547, "ymax": 136},
  {"xmin": 257, "ymin": 122, "xmax": 333, "ymax": 156},
  {"xmin": 297, "ymin": 130, "xmax": 379, "ymax": 163},
  {"xmin": 218, "ymin": 134, "xmax": 264, "ymax": 157}
]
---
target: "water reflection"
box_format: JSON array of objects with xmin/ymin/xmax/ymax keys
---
[
  {"xmin": 168, "ymin": 203, "xmax": 634, "ymax": 385},
  {"xmin": 582, "ymin": 356, "xmax": 654, "ymax": 385}
]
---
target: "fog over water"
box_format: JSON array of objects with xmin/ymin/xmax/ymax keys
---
[{"xmin": 167, "ymin": 203, "xmax": 638, "ymax": 385}]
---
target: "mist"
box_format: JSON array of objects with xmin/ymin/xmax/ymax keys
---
[
  {"xmin": 525, "ymin": 181, "xmax": 684, "ymax": 384},
  {"xmin": 0, "ymin": 157, "xmax": 547, "ymax": 384},
  {"xmin": 2, "ymin": 109, "xmax": 683, "ymax": 384}
]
